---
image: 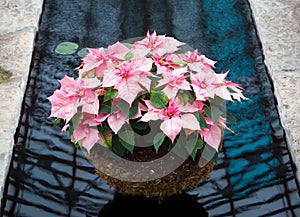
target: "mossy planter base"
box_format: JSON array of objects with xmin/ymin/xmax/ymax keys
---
[
  {"xmin": 87, "ymin": 129, "xmax": 225, "ymax": 198},
  {"xmin": 95, "ymin": 161, "xmax": 214, "ymax": 198},
  {"xmin": 89, "ymin": 144, "xmax": 215, "ymax": 198}
]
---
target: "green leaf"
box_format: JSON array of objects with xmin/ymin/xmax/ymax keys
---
[
  {"xmin": 182, "ymin": 92, "xmax": 190, "ymax": 105},
  {"xmin": 150, "ymin": 90, "xmax": 169, "ymax": 108},
  {"xmin": 224, "ymin": 111, "xmax": 237, "ymax": 126},
  {"xmin": 68, "ymin": 121, "xmax": 75, "ymax": 135},
  {"xmin": 77, "ymin": 48, "xmax": 89, "ymax": 57},
  {"xmin": 100, "ymin": 100, "xmax": 115, "ymax": 114},
  {"xmin": 103, "ymin": 88, "xmax": 118, "ymax": 102},
  {"xmin": 211, "ymin": 152, "xmax": 219, "ymax": 164},
  {"xmin": 227, "ymin": 87, "xmax": 236, "ymax": 94},
  {"xmin": 130, "ymin": 119, "xmax": 150, "ymax": 131},
  {"xmin": 53, "ymin": 118, "xmax": 62, "ymax": 127},
  {"xmin": 128, "ymin": 99, "xmax": 139, "ymax": 118},
  {"xmin": 153, "ymin": 132, "xmax": 166, "ymax": 153},
  {"xmin": 186, "ymin": 137, "xmax": 204, "ymax": 160},
  {"xmin": 118, "ymin": 129, "xmax": 135, "ymax": 153},
  {"xmin": 112, "ymin": 134, "xmax": 125, "ymax": 157},
  {"xmin": 211, "ymin": 106, "xmax": 223, "ymax": 125},
  {"xmin": 99, "ymin": 131, "xmax": 113, "ymax": 149},
  {"xmin": 73, "ymin": 140, "xmax": 81, "ymax": 149},
  {"xmin": 204, "ymin": 106, "xmax": 223, "ymax": 125},
  {"xmin": 129, "ymin": 118, "xmax": 150, "ymax": 135},
  {"xmin": 97, "ymin": 121, "xmax": 110, "ymax": 133},
  {"xmin": 124, "ymin": 52, "xmax": 133, "ymax": 60},
  {"xmin": 70, "ymin": 113, "xmax": 83, "ymax": 131},
  {"xmin": 55, "ymin": 42, "xmax": 79, "ymax": 55},
  {"xmin": 172, "ymin": 59, "xmax": 187, "ymax": 65},
  {"xmin": 197, "ymin": 112, "xmax": 208, "ymax": 128},
  {"xmin": 173, "ymin": 48, "xmax": 187, "ymax": 54},
  {"xmin": 204, "ymin": 106, "xmax": 211, "ymax": 119},
  {"xmin": 119, "ymin": 138, "xmax": 135, "ymax": 154},
  {"xmin": 202, "ymin": 144, "xmax": 218, "ymax": 164},
  {"xmin": 116, "ymin": 100, "xmax": 130, "ymax": 116},
  {"xmin": 169, "ymin": 132, "xmax": 188, "ymax": 159},
  {"xmin": 209, "ymin": 96, "xmax": 225, "ymax": 105}
]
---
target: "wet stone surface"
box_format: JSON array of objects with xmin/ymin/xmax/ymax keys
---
[
  {"xmin": 249, "ymin": 0, "xmax": 300, "ymax": 182},
  {"xmin": 0, "ymin": 0, "xmax": 44, "ymax": 202}
]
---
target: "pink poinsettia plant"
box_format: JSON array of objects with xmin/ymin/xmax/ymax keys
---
[{"xmin": 48, "ymin": 30, "xmax": 246, "ymax": 161}]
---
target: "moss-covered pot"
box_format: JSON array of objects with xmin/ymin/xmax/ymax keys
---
[{"xmin": 88, "ymin": 138, "xmax": 220, "ymax": 198}]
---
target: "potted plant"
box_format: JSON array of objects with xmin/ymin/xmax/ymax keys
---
[{"xmin": 48, "ymin": 30, "xmax": 247, "ymax": 198}]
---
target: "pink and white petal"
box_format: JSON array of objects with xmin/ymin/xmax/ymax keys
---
[
  {"xmin": 188, "ymin": 62, "xmax": 210, "ymax": 73},
  {"xmin": 215, "ymin": 71, "xmax": 228, "ymax": 82},
  {"xmin": 138, "ymin": 102, "xmax": 148, "ymax": 111},
  {"xmin": 107, "ymin": 114, "xmax": 126, "ymax": 133},
  {"xmin": 140, "ymin": 111, "xmax": 160, "ymax": 122},
  {"xmin": 95, "ymin": 62, "xmax": 109, "ymax": 78},
  {"xmin": 81, "ymin": 101, "xmax": 99, "ymax": 115},
  {"xmin": 81, "ymin": 59, "xmax": 104, "ymax": 74},
  {"xmin": 162, "ymin": 85, "xmax": 177, "ymax": 99},
  {"xmin": 59, "ymin": 75, "xmax": 77, "ymax": 88},
  {"xmin": 108, "ymin": 42, "xmax": 130, "ymax": 60},
  {"xmin": 82, "ymin": 114, "xmax": 98, "ymax": 126},
  {"xmin": 82, "ymin": 127, "xmax": 100, "ymax": 153},
  {"xmin": 165, "ymin": 36, "xmax": 185, "ymax": 47},
  {"xmin": 135, "ymin": 58, "xmax": 153, "ymax": 72},
  {"xmin": 193, "ymin": 100, "xmax": 204, "ymax": 112},
  {"xmin": 143, "ymin": 100, "xmax": 164, "ymax": 112},
  {"xmin": 98, "ymin": 113, "xmax": 110, "ymax": 121},
  {"xmin": 199, "ymin": 55, "xmax": 217, "ymax": 68},
  {"xmin": 176, "ymin": 79, "xmax": 191, "ymax": 91},
  {"xmin": 94, "ymin": 113, "xmax": 109, "ymax": 124},
  {"xmin": 102, "ymin": 70, "xmax": 120, "ymax": 87},
  {"xmin": 160, "ymin": 116, "xmax": 182, "ymax": 143},
  {"xmin": 179, "ymin": 102, "xmax": 199, "ymax": 113},
  {"xmin": 131, "ymin": 48, "xmax": 151, "ymax": 58},
  {"xmin": 139, "ymin": 76, "xmax": 152, "ymax": 91},
  {"xmin": 73, "ymin": 124, "xmax": 88, "ymax": 142},
  {"xmin": 61, "ymin": 124, "xmax": 70, "ymax": 132},
  {"xmin": 156, "ymin": 77, "xmax": 171, "ymax": 88},
  {"xmin": 82, "ymin": 77, "xmax": 102, "ymax": 89},
  {"xmin": 155, "ymin": 48, "xmax": 169, "ymax": 56},
  {"xmin": 174, "ymin": 98, "xmax": 198, "ymax": 113},
  {"xmin": 203, "ymin": 125, "xmax": 222, "ymax": 151},
  {"xmin": 213, "ymin": 86, "xmax": 232, "ymax": 101},
  {"xmin": 117, "ymin": 79, "xmax": 143, "ymax": 105},
  {"xmin": 181, "ymin": 114, "xmax": 200, "ymax": 131},
  {"xmin": 191, "ymin": 84, "xmax": 208, "ymax": 101}
]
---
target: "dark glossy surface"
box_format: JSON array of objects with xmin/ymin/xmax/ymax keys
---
[{"xmin": 1, "ymin": 0, "xmax": 300, "ymax": 216}]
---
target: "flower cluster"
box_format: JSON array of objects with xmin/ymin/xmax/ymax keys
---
[{"xmin": 48, "ymin": 30, "xmax": 246, "ymax": 159}]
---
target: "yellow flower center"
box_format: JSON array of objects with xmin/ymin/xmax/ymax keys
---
[
  {"xmin": 167, "ymin": 112, "xmax": 173, "ymax": 117},
  {"xmin": 79, "ymin": 90, "xmax": 84, "ymax": 96},
  {"xmin": 201, "ymin": 82, "xmax": 207, "ymax": 89}
]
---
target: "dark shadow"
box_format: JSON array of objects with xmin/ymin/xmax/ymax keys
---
[{"xmin": 98, "ymin": 193, "xmax": 208, "ymax": 217}]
